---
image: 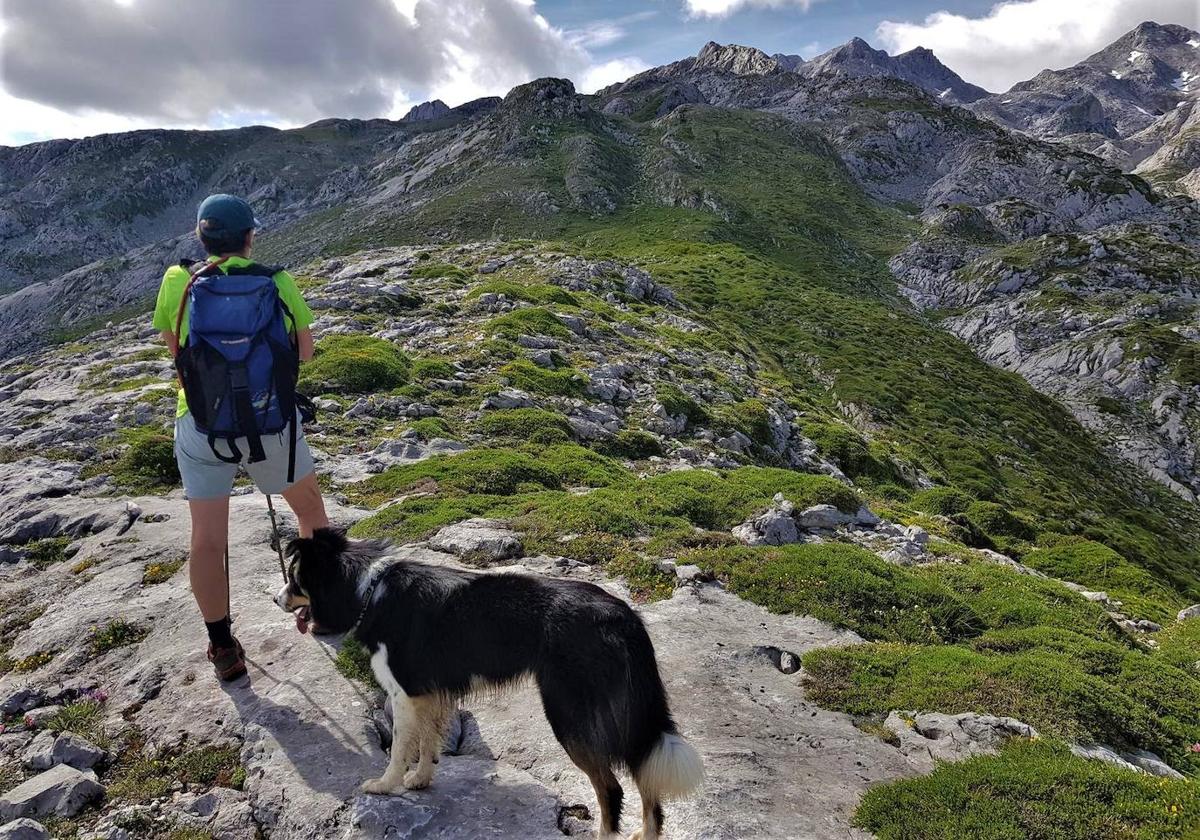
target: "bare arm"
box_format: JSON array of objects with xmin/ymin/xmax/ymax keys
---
[
  {"xmin": 160, "ymin": 329, "xmax": 179, "ymax": 358},
  {"xmin": 296, "ymin": 328, "xmax": 314, "ymax": 362}
]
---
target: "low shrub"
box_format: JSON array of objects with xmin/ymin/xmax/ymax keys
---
[
  {"xmin": 1022, "ymin": 540, "xmax": 1183, "ymax": 625},
  {"xmin": 478, "ymin": 408, "xmax": 572, "ymax": 443},
  {"xmin": 715, "ymin": 399, "xmax": 773, "ymax": 447},
  {"xmin": 854, "ymin": 739, "xmax": 1200, "ymax": 840},
  {"xmin": 487, "ymin": 307, "xmax": 572, "ymax": 340},
  {"xmin": 299, "ymin": 335, "xmax": 409, "ymax": 394},
  {"xmin": 25, "ymin": 537, "xmax": 70, "ymax": 569},
  {"xmin": 467, "ymin": 280, "xmax": 577, "ymax": 306},
  {"xmin": 111, "ymin": 428, "xmax": 179, "ymax": 491},
  {"xmin": 410, "ymin": 356, "xmax": 457, "ymax": 382},
  {"xmin": 90, "ymin": 619, "xmax": 149, "ymax": 656},
  {"xmin": 964, "ymin": 500, "xmax": 1036, "ymax": 542},
  {"xmin": 655, "ymin": 383, "xmax": 708, "ymax": 425},
  {"xmin": 498, "ymin": 359, "xmax": 587, "ymax": 396},
  {"xmin": 689, "ymin": 544, "xmax": 984, "ymax": 643},
  {"xmin": 598, "ymin": 429, "xmax": 664, "ymax": 460},
  {"xmin": 356, "ymin": 449, "xmax": 561, "ymax": 503},
  {"xmin": 910, "ymin": 486, "xmax": 974, "ymax": 516}
]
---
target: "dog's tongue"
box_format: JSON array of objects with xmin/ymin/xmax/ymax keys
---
[{"xmin": 295, "ymin": 606, "xmax": 311, "ymax": 635}]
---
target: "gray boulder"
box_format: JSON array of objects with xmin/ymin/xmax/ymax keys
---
[
  {"xmin": 885, "ymin": 711, "xmax": 1037, "ymax": 772},
  {"xmin": 732, "ymin": 494, "xmax": 800, "ymax": 546},
  {"xmin": 480, "ymin": 389, "xmax": 533, "ymax": 411},
  {"xmin": 0, "ymin": 819, "xmax": 49, "ymax": 840},
  {"xmin": 1178, "ymin": 604, "xmax": 1200, "ymax": 621},
  {"xmin": 796, "ymin": 504, "xmax": 854, "ymax": 531},
  {"xmin": 0, "ymin": 765, "xmax": 104, "ymax": 821},
  {"xmin": 23, "ymin": 732, "xmax": 105, "ymax": 772},
  {"xmin": 428, "ymin": 519, "xmax": 523, "ymax": 561},
  {"xmin": 1, "ymin": 689, "xmax": 44, "ymax": 716}
]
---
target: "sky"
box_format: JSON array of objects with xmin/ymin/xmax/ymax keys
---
[{"xmin": 0, "ymin": 0, "xmax": 1196, "ymax": 146}]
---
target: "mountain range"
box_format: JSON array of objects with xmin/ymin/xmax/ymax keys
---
[{"xmin": 2, "ymin": 19, "xmax": 1200, "ymax": 839}]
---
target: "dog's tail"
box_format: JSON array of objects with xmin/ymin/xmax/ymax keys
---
[{"xmin": 634, "ymin": 729, "xmax": 705, "ymax": 800}]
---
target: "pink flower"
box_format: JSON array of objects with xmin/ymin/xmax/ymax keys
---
[
  {"xmin": 22, "ymin": 715, "xmax": 36, "ymax": 729},
  {"xmin": 1191, "ymin": 742, "xmax": 1200, "ymax": 754}
]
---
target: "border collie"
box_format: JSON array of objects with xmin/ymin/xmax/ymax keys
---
[{"xmin": 275, "ymin": 527, "xmax": 704, "ymax": 840}]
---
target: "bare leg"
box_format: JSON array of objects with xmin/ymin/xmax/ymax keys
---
[
  {"xmin": 187, "ymin": 496, "xmax": 231, "ymax": 622},
  {"xmin": 403, "ymin": 695, "xmax": 449, "ymax": 790},
  {"xmin": 362, "ymin": 692, "xmax": 415, "ymax": 794},
  {"xmin": 280, "ymin": 471, "xmax": 329, "ymax": 538}
]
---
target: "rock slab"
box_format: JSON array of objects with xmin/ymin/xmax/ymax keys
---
[{"xmin": 0, "ymin": 765, "xmax": 104, "ymax": 821}]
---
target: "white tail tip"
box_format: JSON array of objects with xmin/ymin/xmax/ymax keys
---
[{"xmin": 637, "ymin": 733, "xmax": 705, "ymax": 800}]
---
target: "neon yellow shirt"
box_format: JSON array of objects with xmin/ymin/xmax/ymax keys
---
[{"xmin": 152, "ymin": 256, "xmax": 315, "ymax": 418}]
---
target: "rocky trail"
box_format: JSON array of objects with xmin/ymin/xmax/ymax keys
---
[{"xmin": 0, "ymin": 484, "xmax": 921, "ymax": 839}]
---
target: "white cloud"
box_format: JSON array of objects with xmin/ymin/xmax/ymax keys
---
[
  {"xmin": 877, "ymin": 0, "xmax": 1200, "ymax": 93},
  {"xmin": 0, "ymin": 0, "xmax": 648, "ymax": 146},
  {"xmin": 684, "ymin": 0, "xmax": 818, "ymax": 18},
  {"xmin": 579, "ymin": 57, "xmax": 652, "ymax": 94}
]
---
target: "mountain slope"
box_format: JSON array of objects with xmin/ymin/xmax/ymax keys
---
[{"xmin": 802, "ymin": 37, "xmax": 989, "ymax": 104}]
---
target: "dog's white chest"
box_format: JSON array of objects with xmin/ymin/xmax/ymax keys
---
[{"xmin": 369, "ymin": 642, "xmax": 404, "ymax": 697}]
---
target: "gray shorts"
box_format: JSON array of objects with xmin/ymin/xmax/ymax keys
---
[{"xmin": 174, "ymin": 411, "xmax": 315, "ymax": 500}]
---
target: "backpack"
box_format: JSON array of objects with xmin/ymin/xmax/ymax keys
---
[{"xmin": 174, "ymin": 258, "xmax": 301, "ymax": 481}]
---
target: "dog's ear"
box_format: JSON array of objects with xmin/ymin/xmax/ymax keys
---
[{"xmin": 311, "ymin": 526, "xmax": 349, "ymax": 554}]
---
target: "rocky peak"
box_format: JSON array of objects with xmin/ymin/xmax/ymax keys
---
[
  {"xmin": 695, "ymin": 41, "xmax": 782, "ymax": 76},
  {"xmin": 500, "ymin": 77, "xmax": 588, "ymax": 120},
  {"xmin": 403, "ymin": 99, "xmax": 451, "ymax": 122},
  {"xmin": 802, "ymin": 37, "xmax": 989, "ymax": 103},
  {"xmin": 772, "ymin": 53, "xmax": 806, "ymax": 72}
]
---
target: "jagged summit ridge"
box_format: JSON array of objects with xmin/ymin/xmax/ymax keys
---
[
  {"xmin": 801, "ymin": 36, "xmax": 990, "ymax": 103},
  {"xmin": 694, "ymin": 41, "xmax": 782, "ymax": 76}
]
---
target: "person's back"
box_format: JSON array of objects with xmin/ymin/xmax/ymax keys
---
[{"xmin": 153, "ymin": 193, "xmax": 330, "ymax": 681}]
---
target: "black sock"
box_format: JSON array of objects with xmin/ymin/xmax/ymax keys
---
[{"xmin": 205, "ymin": 616, "xmax": 234, "ymax": 648}]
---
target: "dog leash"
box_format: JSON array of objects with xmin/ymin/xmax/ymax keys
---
[{"xmin": 265, "ymin": 494, "xmax": 288, "ymax": 582}]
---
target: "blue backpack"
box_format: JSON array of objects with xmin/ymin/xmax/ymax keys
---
[{"xmin": 174, "ymin": 259, "xmax": 300, "ymax": 481}]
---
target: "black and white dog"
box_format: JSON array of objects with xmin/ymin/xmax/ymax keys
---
[{"xmin": 275, "ymin": 527, "xmax": 703, "ymax": 840}]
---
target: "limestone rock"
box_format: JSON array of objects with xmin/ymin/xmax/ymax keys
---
[
  {"xmin": 885, "ymin": 711, "xmax": 1037, "ymax": 772},
  {"xmin": 796, "ymin": 504, "xmax": 854, "ymax": 531},
  {"xmin": 481, "ymin": 389, "xmax": 533, "ymax": 411},
  {"xmin": 0, "ymin": 819, "xmax": 49, "ymax": 840},
  {"xmin": 1178, "ymin": 604, "xmax": 1200, "ymax": 621},
  {"xmin": 22, "ymin": 732, "xmax": 105, "ymax": 772},
  {"xmin": 0, "ymin": 765, "xmax": 104, "ymax": 821},
  {"xmin": 428, "ymin": 519, "xmax": 523, "ymax": 561}
]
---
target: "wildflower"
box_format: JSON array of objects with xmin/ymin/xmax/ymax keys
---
[
  {"xmin": 23, "ymin": 714, "xmax": 36, "ymax": 729},
  {"xmin": 1190, "ymin": 742, "xmax": 1200, "ymax": 754}
]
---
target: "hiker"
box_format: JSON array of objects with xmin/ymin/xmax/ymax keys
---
[{"xmin": 153, "ymin": 194, "xmax": 329, "ymax": 681}]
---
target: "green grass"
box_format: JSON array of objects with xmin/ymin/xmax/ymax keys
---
[
  {"xmin": 855, "ymin": 739, "xmax": 1200, "ymax": 840},
  {"xmin": 109, "ymin": 738, "xmax": 245, "ymax": 802},
  {"xmin": 804, "ymin": 627, "xmax": 1200, "ymax": 775},
  {"xmin": 143, "ymin": 556, "xmax": 186, "ymax": 585},
  {"xmin": 655, "ymin": 383, "xmax": 709, "ymax": 425},
  {"xmin": 299, "ymin": 335, "xmax": 410, "ymax": 394},
  {"xmin": 467, "ymin": 279, "xmax": 577, "ymax": 306},
  {"xmin": 1022, "ymin": 540, "xmax": 1185, "ymax": 625},
  {"xmin": 598, "ymin": 429, "xmax": 664, "ymax": 460},
  {"xmin": 99, "ymin": 426, "xmax": 180, "ymax": 492},
  {"xmin": 410, "ymin": 356, "xmax": 458, "ymax": 381},
  {"xmin": 89, "ymin": 618, "xmax": 149, "ymax": 656},
  {"xmin": 42, "ymin": 699, "xmax": 109, "ymax": 749},
  {"xmin": 1155, "ymin": 621, "xmax": 1200, "ymax": 676},
  {"xmin": 25, "ymin": 536, "xmax": 71, "ymax": 568},
  {"xmin": 689, "ymin": 544, "xmax": 984, "ymax": 643},
  {"xmin": 335, "ymin": 636, "xmax": 380, "ymax": 690}
]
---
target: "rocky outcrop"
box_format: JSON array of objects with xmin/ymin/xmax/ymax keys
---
[
  {"xmin": 885, "ymin": 711, "xmax": 1037, "ymax": 772},
  {"xmin": 801, "ymin": 37, "xmax": 989, "ymax": 104},
  {"xmin": 0, "ymin": 765, "xmax": 103, "ymax": 822},
  {"xmin": 428, "ymin": 519, "xmax": 524, "ymax": 562}
]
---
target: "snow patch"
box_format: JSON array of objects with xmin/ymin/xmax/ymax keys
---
[
  {"xmin": 1128, "ymin": 50, "xmax": 1144, "ymax": 62},
  {"xmin": 1173, "ymin": 70, "xmax": 1194, "ymax": 90},
  {"xmin": 1111, "ymin": 70, "xmax": 1123, "ymax": 80},
  {"xmin": 1188, "ymin": 38, "xmax": 1200, "ymax": 48},
  {"xmin": 938, "ymin": 88, "xmax": 951, "ymax": 99}
]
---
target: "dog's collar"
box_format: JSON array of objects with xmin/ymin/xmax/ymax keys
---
[{"xmin": 348, "ymin": 566, "xmax": 388, "ymax": 633}]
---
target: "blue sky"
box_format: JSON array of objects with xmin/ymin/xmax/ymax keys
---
[
  {"xmin": 0, "ymin": 0, "xmax": 1195, "ymax": 145},
  {"xmin": 545, "ymin": 0, "xmax": 999, "ymax": 66}
]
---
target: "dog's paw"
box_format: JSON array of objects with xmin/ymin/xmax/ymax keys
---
[
  {"xmin": 403, "ymin": 768, "xmax": 433, "ymax": 790},
  {"xmin": 360, "ymin": 777, "xmax": 400, "ymax": 795}
]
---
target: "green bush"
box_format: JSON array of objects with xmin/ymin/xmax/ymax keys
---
[
  {"xmin": 964, "ymin": 501, "xmax": 1036, "ymax": 542},
  {"xmin": 357, "ymin": 449, "xmax": 560, "ymax": 502},
  {"xmin": 655, "ymin": 383, "xmax": 708, "ymax": 425},
  {"xmin": 478, "ymin": 409, "xmax": 573, "ymax": 443},
  {"xmin": 855, "ymin": 739, "xmax": 1200, "ymax": 840},
  {"xmin": 689, "ymin": 544, "xmax": 984, "ymax": 643},
  {"xmin": 1155, "ymin": 620, "xmax": 1200, "ymax": 675},
  {"xmin": 715, "ymin": 399, "xmax": 774, "ymax": 447},
  {"xmin": 910, "ymin": 486, "xmax": 974, "ymax": 516},
  {"xmin": 599, "ymin": 430, "xmax": 664, "ymax": 459},
  {"xmin": 487, "ymin": 307, "xmax": 572, "ymax": 340},
  {"xmin": 467, "ymin": 280, "xmax": 577, "ymax": 306},
  {"xmin": 803, "ymin": 627, "xmax": 1200, "ymax": 774},
  {"xmin": 498, "ymin": 359, "xmax": 587, "ymax": 396},
  {"xmin": 1022, "ymin": 540, "xmax": 1183, "ymax": 625},
  {"xmin": 111, "ymin": 428, "xmax": 180, "ymax": 491},
  {"xmin": 299, "ymin": 335, "xmax": 409, "ymax": 394},
  {"xmin": 535, "ymin": 444, "xmax": 631, "ymax": 487},
  {"xmin": 804, "ymin": 422, "xmax": 899, "ymax": 481},
  {"xmin": 410, "ymin": 356, "xmax": 457, "ymax": 381}
]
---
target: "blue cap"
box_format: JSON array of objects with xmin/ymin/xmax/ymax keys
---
[{"xmin": 196, "ymin": 194, "xmax": 260, "ymax": 237}]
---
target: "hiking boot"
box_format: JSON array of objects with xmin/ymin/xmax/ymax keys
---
[{"xmin": 208, "ymin": 638, "xmax": 247, "ymax": 681}]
